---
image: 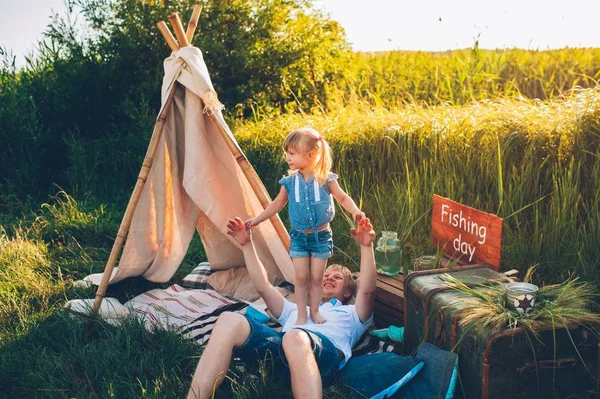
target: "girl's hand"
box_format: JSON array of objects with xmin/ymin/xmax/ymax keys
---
[
  {"xmin": 353, "ymin": 210, "xmax": 366, "ymax": 224},
  {"xmin": 245, "ymin": 218, "xmax": 259, "ymax": 230}
]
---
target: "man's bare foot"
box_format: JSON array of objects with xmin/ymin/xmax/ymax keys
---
[
  {"xmin": 296, "ymin": 313, "xmax": 308, "ymax": 325},
  {"xmin": 310, "ymin": 310, "xmax": 327, "ymax": 324}
]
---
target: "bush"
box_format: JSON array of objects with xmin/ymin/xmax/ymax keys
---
[{"xmin": 0, "ymin": 0, "xmax": 350, "ymax": 198}]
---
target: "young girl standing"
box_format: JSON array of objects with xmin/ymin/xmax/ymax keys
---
[{"xmin": 245, "ymin": 127, "xmax": 365, "ymax": 325}]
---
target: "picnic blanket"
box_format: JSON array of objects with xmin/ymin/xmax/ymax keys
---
[
  {"xmin": 124, "ymin": 283, "xmax": 398, "ymax": 355},
  {"xmin": 85, "ymin": 262, "xmax": 457, "ymax": 398},
  {"xmin": 124, "ymin": 284, "xmax": 245, "ymax": 333}
]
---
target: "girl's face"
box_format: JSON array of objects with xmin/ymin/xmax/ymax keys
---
[{"xmin": 285, "ymin": 147, "xmax": 313, "ymax": 171}]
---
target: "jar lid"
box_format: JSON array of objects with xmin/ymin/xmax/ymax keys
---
[{"xmin": 381, "ymin": 231, "xmax": 398, "ymax": 238}]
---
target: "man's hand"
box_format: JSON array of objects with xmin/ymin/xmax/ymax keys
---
[
  {"xmin": 227, "ymin": 217, "xmax": 251, "ymax": 246},
  {"xmin": 350, "ymin": 216, "xmax": 375, "ymax": 246},
  {"xmin": 352, "ymin": 215, "xmax": 376, "ymax": 323}
]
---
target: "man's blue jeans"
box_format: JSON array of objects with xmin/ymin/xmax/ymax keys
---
[{"xmin": 233, "ymin": 314, "xmax": 341, "ymax": 385}]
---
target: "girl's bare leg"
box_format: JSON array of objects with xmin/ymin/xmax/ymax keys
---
[
  {"xmin": 309, "ymin": 257, "xmax": 328, "ymax": 324},
  {"xmin": 292, "ymin": 256, "xmax": 310, "ymax": 325}
]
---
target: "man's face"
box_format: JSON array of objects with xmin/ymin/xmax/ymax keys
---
[{"xmin": 321, "ymin": 269, "xmax": 349, "ymax": 301}]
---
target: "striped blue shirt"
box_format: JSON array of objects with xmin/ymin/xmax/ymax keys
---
[{"xmin": 279, "ymin": 172, "xmax": 338, "ymax": 231}]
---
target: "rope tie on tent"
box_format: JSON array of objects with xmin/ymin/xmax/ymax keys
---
[
  {"xmin": 200, "ymin": 90, "xmax": 224, "ymax": 115},
  {"xmin": 171, "ymin": 43, "xmax": 223, "ymax": 115}
]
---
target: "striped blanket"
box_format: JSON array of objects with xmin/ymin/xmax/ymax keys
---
[
  {"xmin": 124, "ymin": 283, "xmax": 398, "ymax": 357},
  {"xmin": 179, "ymin": 299, "xmax": 398, "ymax": 356},
  {"xmin": 125, "ymin": 284, "xmax": 243, "ymax": 332}
]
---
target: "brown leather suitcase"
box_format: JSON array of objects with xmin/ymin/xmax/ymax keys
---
[{"xmin": 404, "ymin": 265, "xmax": 600, "ymax": 399}]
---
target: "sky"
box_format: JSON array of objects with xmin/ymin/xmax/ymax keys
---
[{"xmin": 1, "ymin": 0, "xmax": 599, "ymax": 67}]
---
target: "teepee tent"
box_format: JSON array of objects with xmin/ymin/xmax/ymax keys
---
[{"xmin": 93, "ymin": 6, "xmax": 294, "ymax": 312}]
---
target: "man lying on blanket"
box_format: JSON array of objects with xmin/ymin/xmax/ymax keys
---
[{"xmin": 187, "ymin": 216, "xmax": 377, "ymax": 399}]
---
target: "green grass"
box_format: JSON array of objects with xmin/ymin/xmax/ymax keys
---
[
  {"xmin": 1, "ymin": 88, "xmax": 599, "ymax": 397},
  {"xmin": 340, "ymin": 48, "xmax": 600, "ymax": 107},
  {"xmin": 235, "ymin": 87, "xmax": 600, "ymax": 289},
  {"xmin": 440, "ymin": 272, "xmax": 600, "ymax": 334},
  {"xmin": 0, "ymin": 192, "xmax": 351, "ymax": 398}
]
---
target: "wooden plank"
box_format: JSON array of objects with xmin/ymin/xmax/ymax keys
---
[
  {"xmin": 374, "ymin": 312, "xmax": 403, "ymax": 328},
  {"xmin": 375, "ymin": 299, "xmax": 404, "ymax": 319},
  {"xmin": 375, "ymin": 285, "xmax": 404, "ymax": 305},
  {"xmin": 431, "ymin": 195, "xmax": 503, "ymax": 270},
  {"xmin": 374, "ymin": 317, "xmax": 396, "ymax": 329},
  {"xmin": 374, "ymin": 307, "xmax": 404, "ymax": 327},
  {"xmin": 374, "ymin": 273, "xmax": 405, "ymax": 288},
  {"xmin": 375, "ymin": 301, "xmax": 403, "ymax": 321},
  {"xmin": 375, "ymin": 279, "xmax": 404, "ymax": 299}
]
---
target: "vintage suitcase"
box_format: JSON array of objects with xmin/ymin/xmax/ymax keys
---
[{"xmin": 404, "ymin": 265, "xmax": 600, "ymax": 399}]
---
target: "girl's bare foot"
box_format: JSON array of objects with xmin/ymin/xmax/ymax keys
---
[
  {"xmin": 296, "ymin": 310, "xmax": 308, "ymax": 325},
  {"xmin": 310, "ymin": 310, "xmax": 327, "ymax": 324}
]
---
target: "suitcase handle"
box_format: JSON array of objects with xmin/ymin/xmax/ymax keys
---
[{"xmin": 517, "ymin": 358, "xmax": 577, "ymax": 376}]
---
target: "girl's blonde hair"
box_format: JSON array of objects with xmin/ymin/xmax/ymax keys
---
[{"xmin": 282, "ymin": 127, "xmax": 332, "ymax": 185}]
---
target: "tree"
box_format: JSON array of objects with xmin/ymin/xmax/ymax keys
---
[{"xmin": 0, "ymin": 0, "xmax": 350, "ymax": 197}]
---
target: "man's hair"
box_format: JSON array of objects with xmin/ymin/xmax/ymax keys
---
[{"xmin": 326, "ymin": 264, "xmax": 356, "ymax": 300}]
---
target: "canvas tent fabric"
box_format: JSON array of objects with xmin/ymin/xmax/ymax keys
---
[{"xmin": 110, "ymin": 46, "xmax": 294, "ymax": 284}]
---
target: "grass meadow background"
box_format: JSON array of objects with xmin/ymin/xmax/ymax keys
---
[{"xmin": 1, "ymin": 0, "xmax": 599, "ymax": 397}]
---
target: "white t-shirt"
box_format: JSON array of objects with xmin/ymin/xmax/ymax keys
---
[{"xmin": 277, "ymin": 297, "xmax": 373, "ymax": 369}]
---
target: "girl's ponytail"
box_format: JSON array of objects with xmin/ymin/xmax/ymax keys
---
[{"xmin": 313, "ymin": 137, "xmax": 332, "ymax": 185}]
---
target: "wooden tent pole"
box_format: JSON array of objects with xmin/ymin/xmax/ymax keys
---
[
  {"xmin": 169, "ymin": 13, "xmax": 190, "ymax": 47},
  {"xmin": 92, "ymin": 23, "xmax": 183, "ymax": 314},
  {"xmin": 156, "ymin": 21, "xmax": 180, "ymax": 52},
  {"xmin": 93, "ymin": 5, "xmax": 288, "ymax": 314},
  {"xmin": 186, "ymin": 4, "xmax": 202, "ymax": 42},
  {"xmin": 208, "ymin": 114, "xmax": 291, "ymax": 250},
  {"xmin": 92, "ymin": 80, "xmax": 180, "ymax": 312}
]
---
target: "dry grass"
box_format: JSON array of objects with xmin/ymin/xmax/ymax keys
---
[{"xmin": 440, "ymin": 272, "xmax": 600, "ymax": 336}]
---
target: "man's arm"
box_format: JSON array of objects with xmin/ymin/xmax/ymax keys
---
[
  {"xmin": 351, "ymin": 217, "xmax": 377, "ymax": 323},
  {"xmin": 226, "ymin": 217, "xmax": 286, "ymax": 318}
]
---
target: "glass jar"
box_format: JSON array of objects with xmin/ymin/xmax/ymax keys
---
[
  {"xmin": 412, "ymin": 255, "xmax": 438, "ymax": 271},
  {"xmin": 375, "ymin": 231, "xmax": 403, "ymax": 276}
]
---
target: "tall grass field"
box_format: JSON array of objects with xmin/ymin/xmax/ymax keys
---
[
  {"xmin": 1, "ymin": 12, "xmax": 599, "ymax": 396},
  {"xmin": 2, "ymin": 86, "xmax": 599, "ymax": 396}
]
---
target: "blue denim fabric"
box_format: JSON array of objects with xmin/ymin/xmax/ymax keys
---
[
  {"xmin": 339, "ymin": 352, "xmax": 423, "ymax": 399},
  {"xmin": 288, "ymin": 228, "xmax": 333, "ymax": 259},
  {"xmin": 233, "ymin": 314, "xmax": 340, "ymax": 385},
  {"xmin": 279, "ymin": 172, "xmax": 338, "ymax": 232},
  {"xmin": 400, "ymin": 342, "xmax": 459, "ymax": 399},
  {"xmin": 340, "ymin": 343, "xmax": 458, "ymax": 399}
]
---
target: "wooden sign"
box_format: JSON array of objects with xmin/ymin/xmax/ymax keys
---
[{"xmin": 431, "ymin": 195, "xmax": 503, "ymax": 270}]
